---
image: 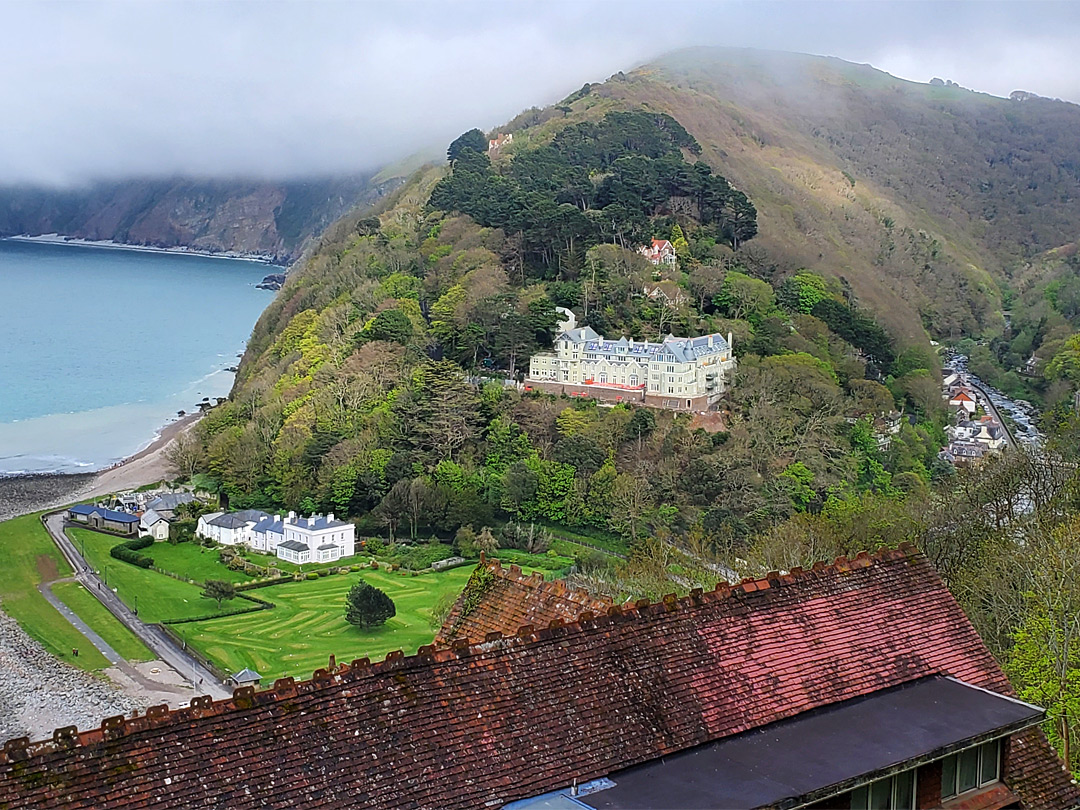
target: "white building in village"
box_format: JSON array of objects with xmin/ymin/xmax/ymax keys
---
[
  {"xmin": 196, "ymin": 510, "xmax": 356, "ymax": 564},
  {"xmin": 526, "ymin": 308, "xmax": 735, "ymax": 411}
]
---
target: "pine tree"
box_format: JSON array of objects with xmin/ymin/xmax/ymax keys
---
[{"xmin": 344, "ymin": 581, "xmax": 396, "ymax": 629}]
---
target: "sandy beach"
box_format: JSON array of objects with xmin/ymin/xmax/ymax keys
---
[{"xmin": 0, "ymin": 412, "xmax": 202, "ymax": 522}]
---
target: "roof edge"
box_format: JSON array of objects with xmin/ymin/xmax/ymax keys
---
[{"xmin": 0, "ymin": 543, "xmax": 923, "ymax": 761}]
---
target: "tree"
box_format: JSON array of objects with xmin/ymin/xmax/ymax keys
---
[
  {"xmin": 475, "ymin": 526, "xmax": 499, "ymax": 555},
  {"xmin": 625, "ymin": 408, "xmax": 656, "ymax": 451},
  {"xmin": 713, "ymin": 271, "xmax": 774, "ymax": 323},
  {"xmin": 361, "ymin": 308, "xmax": 413, "ymax": 345},
  {"xmin": 202, "ymin": 580, "xmax": 236, "ymax": 609},
  {"xmin": 165, "ymin": 430, "xmax": 204, "ymax": 480},
  {"xmin": 344, "ymin": 581, "xmax": 396, "ymax": 629},
  {"xmin": 447, "ymin": 129, "xmax": 487, "ymax": 163}
]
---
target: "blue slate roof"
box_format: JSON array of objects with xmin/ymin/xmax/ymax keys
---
[
  {"xmin": 292, "ymin": 515, "xmax": 350, "ymax": 531},
  {"xmin": 77, "ymin": 506, "xmax": 139, "ymax": 524},
  {"xmin": 252, "ymin": 518, "xmax": 284, "ymax": 534},
  {"xmin": 67, "ymin": 504, "xmax": 97, "ymax": 516}
]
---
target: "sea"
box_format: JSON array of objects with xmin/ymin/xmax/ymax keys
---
[{"xmin": 0, "ymin": 238, "xmax": 275, "ymax": 475}]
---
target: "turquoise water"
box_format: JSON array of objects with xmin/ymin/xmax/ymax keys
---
[{"xmin": 0, "ymin": 239, "xmax": 273, "ymax": 474}]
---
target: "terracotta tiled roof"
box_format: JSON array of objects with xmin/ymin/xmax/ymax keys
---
[
  {"xmin": 434, "ymin": 559, "xmax": 614, "ymax": 645},
  {"xmin": 0, "ymin": 545, "xmax": 1075, "ymax": 809}
]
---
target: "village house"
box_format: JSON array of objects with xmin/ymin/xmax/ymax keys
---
[
  {"xmin": 66, "ymin": 504, "xmax": 139, "ymax": 536},
  {"xmin": 138, "ymin": 492, "xmax": 197, "ymax": 540},
  {"xmin": 638, "ymin": 238, "xmax": 677, "ymax": 267},
  {"xmin": 5, "ymin": 548, "xmax": 1075, "ymax": 809},
  {"xmin": 527, "ymin": 309, "xmax": 735, "ymax": 410},
  {"xmin": 641, "ymin": 279, "xmax": 690, "ymax": 305},
  {"xmin": 948, "ymin": 385, "xmax": 978, "ymax": 415},
  {"xmin": 487, "ymin": 132, "xmax": 513, "ymax": 152},
  {"xmin": 196, "ymin": 510, "xmax": 355, "ymax": 564}
]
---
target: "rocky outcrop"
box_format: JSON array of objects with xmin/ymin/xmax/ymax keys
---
[{"xmin": 0, "ymin": 175, "xmax": 396, "ymax": 265}]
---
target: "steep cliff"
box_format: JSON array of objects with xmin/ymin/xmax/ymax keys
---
[{"xmin": 0, "ymin": 175, "xmax": 395, "ymax": 264}]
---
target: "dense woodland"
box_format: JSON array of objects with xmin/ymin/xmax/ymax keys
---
[
  {"xmin": 177, "ymin": 112, "xmax": 944, "ymax": 556},
  {"xmin": 166, "ymin": 73, "xmax": 1080, "ymax": 771}
]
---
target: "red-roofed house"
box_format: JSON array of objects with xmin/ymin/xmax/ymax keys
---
[
  {"xmin": 0, "ymin": 549, "xmax": 1074, "ymax": 809},
  {"xmin": 639, "ymin": 238, "xmax": 677, "ymax": 267},
  {"xmin": 488, "ymin": 132, "xmax": 514, "ymax": 152}
]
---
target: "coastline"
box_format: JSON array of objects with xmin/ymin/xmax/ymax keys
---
[
  {"xmin": 0, "ymin": 412, "xmax": 203, "ymax": 522},
  {"xmin": 2, "ymin": 233, "xmax": 281, "ymax": 266}
]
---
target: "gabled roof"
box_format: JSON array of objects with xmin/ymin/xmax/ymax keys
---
[
  {"xmin": 144, "ymin": 493, "xmax": 195, "ymax": 512},
  {"xmin": 435, "ymin": 560, "xmax": 614, "ymax": 646},
  {"xmin": 252, "ymin": 517, "xmax": 284, "ymax": 534},
  {"xmin": 75, "ymin": 507, "xmax": 138, "ymax": 524},
  {"xmin": 0, "ymin": 547, "xmax": 1074, "ymax": 809},
  {"xmin": 207, "ymin": 510, "xmax": 269, "ymax": 529},
  {"xmin": 67, "ymin": 504, "xmax": 97, "ymax": 516},
  {"xmin": 231, "ymin": 668, "xmax": 261, "ymax": 684},
  {"xmin": 139, "ymin": 509, "xmax": 167, "ymax": 528}
]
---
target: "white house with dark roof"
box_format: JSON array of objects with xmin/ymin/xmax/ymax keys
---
[
  {"xmin": 527, "ymin": 311, "xmax": 735, "ymax": 411},
  {"xmin": 198, "ymin": 509, "xmax": 355, "ymax": 564},
  {"xmin": 196, "ymin": 509, "xmax": 270, "ymax": 546}
]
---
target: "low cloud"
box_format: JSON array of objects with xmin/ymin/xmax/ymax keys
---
[{"xmin": 1, "ymin": 1, "xmax": 1077, "ymax": 186}]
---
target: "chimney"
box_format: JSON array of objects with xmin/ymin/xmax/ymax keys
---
[
  {"xmin": 275, "ymin": 514, "xmax": 281, "ymax": 523},
  {"xmin": 708, "ymin": 334, "xmax": 714, "ymax": 347},
  {"xmin": 327, "ymin": 512, "xmax": 335, "ymax": 522},
  {"xmin": 728, "ymin": 331, "xmax": 733, "ymax": 349},
  {"xmin": 288, "ymin": 510, "xmax": 296, "ymax": 521}
]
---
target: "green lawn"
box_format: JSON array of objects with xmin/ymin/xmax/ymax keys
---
[
  {"xmin": 0, "ymin": 514, "xmax": 108, "ymax": 670},
  {"xmin": 182, "ymin": 567, "xmax": 475, "ymax": 680},
  {"xmin": 68, "ymin": 528, "xmax": 252, "ymax": 623},
  {"xmin": 494, "ymin": 548, "xmax": 574, "ymax": 576},
  {"xmin": 148, "ymin": 542, "xmax": 250, "ymax": 584},
  {"xmin": 52, "ymin": 581, "xmax": 154, "ymax": 662}
]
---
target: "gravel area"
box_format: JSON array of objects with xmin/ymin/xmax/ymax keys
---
[
  {"xmin": 0, "ymin": 611, "xmax": 145, "ymax": 742},
  {"xmin": 0, "ymin": 473, "xmax": 95, "ymax": 523}
]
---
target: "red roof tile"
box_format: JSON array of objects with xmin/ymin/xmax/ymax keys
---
[
  {"xmin": 0, "ymin": 545, "xmax": 1074, "ymax": 809},
  {"xmin": 434, "ymin": 561, "xmax": 614, "ymax": 646}
]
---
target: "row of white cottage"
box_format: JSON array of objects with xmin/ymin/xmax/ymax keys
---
[{"xmin": 196, "ymin": 510, "xmax": 356, "ymax": 564}]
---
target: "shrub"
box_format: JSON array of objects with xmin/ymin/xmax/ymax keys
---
[
  {"xmin": 305, "ymin": 572, "xmax": 319, "ymax": 580},
  {"xmin": 109, "ymin": 536, "xmax": 155, "ymax": 568},
  {"xmin": 365, "ymin": 537, "xmax": 386, "ymax": 556},
  {"xmin": 350, "ymin": 565, "xmax": 361, "ymax": 572}
]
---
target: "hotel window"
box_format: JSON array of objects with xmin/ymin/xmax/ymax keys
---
[
  {"xmin": 941, "ymin": 740, "xmax": 1001, "ymax": 800},
  {"xmin": 849, "ymin": 769, "xmax": 915, "ymax": 810}
]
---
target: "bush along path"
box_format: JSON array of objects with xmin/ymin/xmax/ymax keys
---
[{"xmin": 42, "ymin": 511, "xmax": 231, "ymax": 700}]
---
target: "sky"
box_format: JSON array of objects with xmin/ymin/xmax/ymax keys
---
[{"xmin": 2, "ymin": 0, "xmax": 1078, "ymax": 186}]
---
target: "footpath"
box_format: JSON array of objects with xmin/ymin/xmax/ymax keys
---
[{"xmin": 42, "ymin": 511, "xmax": 230, "ymax": 700}]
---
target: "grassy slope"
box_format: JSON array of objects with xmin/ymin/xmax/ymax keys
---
[
  {"xmin": 0, "ymin": 514, "xmax": 109, "ymax": 669},
  {"xmin": 52, "ymin": 581, "xmax": 154, "ymax": 662},
  {"xmin": 514, "ymin": 48, "xmax": 1080, "ymax": 350}
]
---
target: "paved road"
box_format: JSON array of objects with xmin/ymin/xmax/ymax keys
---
[
  {"xmin": 42, "ymin": 512, "xmax": 231, "ymax": 700},
  {"xmin": 967, "ymin": 380, "xmax": 1019, "ymax": 451}
]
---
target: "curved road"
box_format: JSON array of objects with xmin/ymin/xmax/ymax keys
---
[{"xmin": 42, "ymin": 512, "xmax": 230, "ymax": 700}]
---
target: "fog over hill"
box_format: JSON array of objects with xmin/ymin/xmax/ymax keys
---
[{"xmin": 536, "ymin": 47, "xmax": 1080, "ymax": 346}]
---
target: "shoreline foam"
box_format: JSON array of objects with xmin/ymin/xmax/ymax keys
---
[{"xmin": 0, "ymin": 412, "xmax": 203, "ymax": 522}]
